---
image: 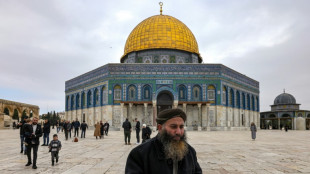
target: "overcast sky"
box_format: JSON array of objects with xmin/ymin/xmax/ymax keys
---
[{"xmin": 1, "ymin": 0, "xmax": 309, "ymax": 114}]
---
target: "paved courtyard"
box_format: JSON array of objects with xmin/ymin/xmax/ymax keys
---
[{"xmin": 0, "ymin": 128, "xmax": 309, "ymax": 174}]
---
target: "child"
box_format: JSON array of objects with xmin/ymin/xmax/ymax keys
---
[
  {"xmin": 48, "ymin": 134, "xmax": 62, "ymax": 166},
  {"xmin": 23, "ymin": 119, "xmax": 32, "ymax": 146}
]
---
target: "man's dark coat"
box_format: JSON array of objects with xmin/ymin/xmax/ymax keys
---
[{"xmin": 125, "ymin": 135, "xmax": 202, "ymax": 174}]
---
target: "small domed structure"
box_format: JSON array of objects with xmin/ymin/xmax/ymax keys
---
[
  {"xmin": 260, "ymin": 90, "xmax": 310, "ymax": 131},
  {"xmin": 274, "ymin": 92, "xmax": 296, "ymax": 105}
]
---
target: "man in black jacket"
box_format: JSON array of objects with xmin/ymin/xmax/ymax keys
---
[
  {"xmin": 24, "ymin": 117, "xmax": 42, "ymax": 169},
  {"xmin": 122, "ymin": 118, "xmax": 132, "ymax": 145},
  {"xmin": 74, "ymin": 118, "xmax": 80, "ymax": 137},
  {"xmin": 103, "ymin": 121, "xmax": 110, "ymax": 136},
  {"xmin": 125, "ymin": 109, "xmax": 202, "ymax": 174},
  {"xmin": 16, "ymin": 116, "xmax": 28, "ymax": 154},
  {"xmin": 42, "ymin": 119, "xmax": 50, "ymax": 146},
  {"xmin": 80, "ymin": 120, "xmax": 88, "ymax": 138}
]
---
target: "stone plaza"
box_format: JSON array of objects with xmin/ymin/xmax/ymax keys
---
[{"xmin": 0, "ymin": 129, "xmax": 309, "ymax": 174}]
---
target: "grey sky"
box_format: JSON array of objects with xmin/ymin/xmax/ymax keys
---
[{"xmin": 0, "ymin": 0, "xmax": 309, "ymax": 114}]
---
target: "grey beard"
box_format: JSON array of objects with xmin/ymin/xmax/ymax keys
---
[{"xmin": 158, "ymin": 130, "xmax": 188, "ymax": 161}]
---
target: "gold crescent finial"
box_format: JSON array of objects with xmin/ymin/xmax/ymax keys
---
[{"xmin": 159, "ymin": 2, "xmax": 163, "ymax": 15}]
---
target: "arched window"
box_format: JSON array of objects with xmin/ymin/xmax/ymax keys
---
[
  {"xmin": 76, "ymin": 94, "xmax": 80, "ymax": 109},
  {"xmin": 192, "ymin": 85, "xmax": 201, "ymax": 101},
  {"xmin": 256, "ymin": 96, "xmax": 259, "ymax": 112},
  {"xmin": 66, "ymin": 96, "xmax": 70, "ymax": 111},
  {"xmin": 13, "ymin": 109, "xmax": 19, "ymax": 120},
  {"xmin": 207, "ymin": 85, "xmax": 215, "ymax": 101},
  {"xmin": 222, "ymin": 86, "xmax": 227, "ymax": 105},
  {"xmin": 128, "ymin": 85, "xmax": 136, "ymax": 101},
  {"xmin": 114, "ymin": 85, "xmax": 122, "ymax": 101},
  {"xmin": 247, "ymin": 94, "xmax": 250, "ymax": 110},
  {"xmin": 178, "ymin": 85, "xmax": 187, "ymax": 100},
  {"xmin": 94, "ymin": 89, "xmax": 99, "ymax": 105},
  {"xmin": 236, "ymin": 91, "xmax": 241, "ymax": 108},
  {"xmin": 4, "ymin": 108, "xmax": 9, "ymax": 115},
  {"xmin": 81, "ymin": 92, "xmax": 86, "ymax": 108},
  {"xmin": 143, "ymin": 85, "xmax": 152, "ymax": 100},
  {"xmin": 87, "ymin": 90, "xmax": 92, "ymax": 107},
  {"xmin": 71, "ymin": 95, "xmax": 75, "ymax": 110},
  {"xmin": 252, "ymin": 95, "xmax": 255, "ymax": 111},
  {"xmin": 101, "ymin": 86, "xmax": 107, "ymax": 105},
  {"xmin": 242, "ymin": 93, "xmax": 246, "ymax": 109},
  {"xmin": 229, "ymin": 88, "xmax": 234, "ymax": 107}
]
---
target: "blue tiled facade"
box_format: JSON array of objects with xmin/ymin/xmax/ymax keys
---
[{"xmin": 65, "ymin": 63, "xmax": 259, "ymax": 112}]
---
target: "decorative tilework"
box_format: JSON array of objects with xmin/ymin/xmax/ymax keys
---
[
  {"xmin": 123, "ymin": 84, "xmax": 127, "ymax": 100},
  {"xmin": 138, "ymin": 84, "xmax": 141, "ymax": 100},
  {"xmin": 188, "ymin": 85, "xmax": 191, "ymax": 100},
  {"xmin": 143, "ymin": 56, "xmax": 152, "ymax": 63},
  {"xmin": 160, "ymin": 55, "xmax": 169, "ymax": 63},
  {"xmin": 203, "ymin": 84, "xmax": 206, "ymax": 100},
  {"xmin": 176, "ymin": 56, "xmax": 184, "ymax": 63}
]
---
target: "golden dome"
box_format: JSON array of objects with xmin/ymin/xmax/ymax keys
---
[{"xmin": 121, "ymin": 15, "xmax": 200, "ymax": 61}]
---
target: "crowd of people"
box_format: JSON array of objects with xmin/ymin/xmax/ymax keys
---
[
  {"xmin": 16, "ymin": 117, "xmax": 111, "ymax": 169},
  {"xmin": 16, "ymin": 109, "xmax": 260, "ymax": 172}
]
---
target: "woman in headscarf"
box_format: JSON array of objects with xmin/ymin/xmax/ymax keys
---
[
  {"xmin": 250, "ymin": 122, "xmax": 257, "ymax": 140},
  {"xmin": 94, "ymin": 121, "xmax": 101, "ymax": 139}
]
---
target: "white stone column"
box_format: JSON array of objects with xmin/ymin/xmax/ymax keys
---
[
  {"xmin": 183, "ymin": 103, "xmax": 187, "ymax": 126},
  {"xmin": 173, "ymin": 100, "xmax": 178, "ymax": 109},
  {"xmin": 206, "ymin": 103, "xmax": 211, "ymax": 131},
  {"xmin": 198, "ymin": 103, "xmax": 202, "ymax": 129},
  {"xmin": 152, "ymin": 103, "xmax": 157, "ymax": 126},
  {"xmin": 129, "ymin": 103, "xmax": 133, "ymax": 122},
  {"xmin": 144, "ymin": 103, "xmax": 148, "ymax": 123},
  {"xmin": 120, "ymin": 103, "xmax": 124, "ymax": 124}
]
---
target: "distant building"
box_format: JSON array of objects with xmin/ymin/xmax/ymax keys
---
[
  {"xmin": 260, "ymin": 91, "xmax": 310, "ymax": 130},
  {"xmin": 0, "ymin": 99, "xmax": 40, "ymax": 119}
]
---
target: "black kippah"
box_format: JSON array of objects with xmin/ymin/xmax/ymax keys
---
[{"xmin": 156, "ymin": 108, "xmax": 186, "ymax": 125}]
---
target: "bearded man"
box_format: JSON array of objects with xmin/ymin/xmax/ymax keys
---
[{"xmin": 125, "ymin": 109, "xmax": 202, "ymax": 174}]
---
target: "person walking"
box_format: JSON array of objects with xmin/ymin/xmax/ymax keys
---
[
  {"xmin": 100, "ymin": 121, "xmax": 105, "ymax": 139},
  {"xmin": 74, "ymin": 119, "xmax": 80, "ymax": 137},
  {"xmin": 142, "ymin": 124, "xmax": 152, "ymax": 143},
  {"xmin": 13, "ymin": 121, "xmax": 16, "ymax": 129},
  {"xmin": 24, "ymin": 117, "xmax": 42, "ymax": 169},
  {"xmin": 42, "ymin": 120, "xmax": 51, "ymax": 146},
  {"xmin": 250, "ymin": 122, "xmax": 257, "ymax": 140},
  {"xmin": 122, "ymin": 118, "xmax": 132, "ymax": 145},
  {"xmin": 285, "ymin": 125, "xmax": 289, "ymax": 132},
  {"xmin": 94, "ymin": 121, "xmax": 101, "ymax": 139},
  {"xmin": 48, "ymin": 134, "xmax": 62, "ymax": 166},
  {"xmin": 103, "ymin": 121, "xmax": 110, "ymax": 136},
  {"xmin": 16, "ymin": 116, "xmax": 28, "ymax": 154},
  {"xmin": 56, "ymin": 120, "xmax": 60, "ymax": 133},
  {"xmin": 125, "ymin": 109, "xmax": 202, "ymax": 173},
  {"xmin": 80, "ymin": 121, "xmax": 88, "ymax": 138},
  {"xmin": 64, "ymin": 120, "xmax": 71, "ymax": 140},
  {"xmin": 60, "ymin": 120, "xmax": 64, "ymax": 132},
  {"xmin": 135, "ymin": 118, "xmax": 140, "ymax": 144}
]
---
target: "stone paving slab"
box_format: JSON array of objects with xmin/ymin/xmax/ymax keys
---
[{"xmin": 0, "ymin": 129, "xmax": 309, "ymax": 173}]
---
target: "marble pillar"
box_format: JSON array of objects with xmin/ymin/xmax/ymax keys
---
[{"xmin": 152, "ymin": 103, "xmax": 157, "ymax": 126}]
